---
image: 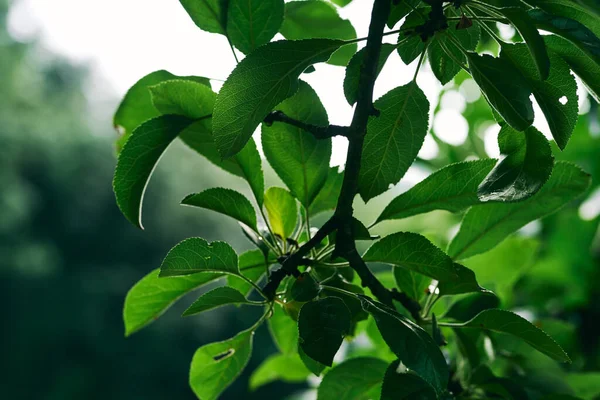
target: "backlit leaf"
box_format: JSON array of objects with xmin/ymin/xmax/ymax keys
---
[
  {"xmin": 149, "ymin": 79, "xmax": 215, "ymax": 119},
  {"xmin": 264, "ymin": 187, "xmax": 298, "ymax": 239},
  {"xmin": 159, "ymin": 237, "xmax": 238, "ymax": 277},
  {"xmin": 250, "ymin": 353, "xmax": 310, "ymax": 390},
  {"xmin": 344, "ymin": 43, "xmax": 396, "ymax": 105},
  {"xmin": 227, "ymin": 0, "xmax": 284, "ymax": 54},
  {"xmin": 309, "ymin": 167, "xmax": 344, "ymax": 216},
  {"xmin": 183, "ymin": 286, "xmax": 257, "ymax": 316},
  {"xmin": 180, "ymin": 0, "xmax": 227, "ymax": 34},
  {"xmin": 268, "ymin": 303, "xmax": 299, "ymax": 355},
  {"xmin": 317, "ymin": 357, "xmax": 388, "ymax": 400}
]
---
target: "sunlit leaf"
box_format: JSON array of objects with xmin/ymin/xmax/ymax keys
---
[
  {"xmin": 227, "ymin": 0, "xmax": 284, "ymax": 54},
  {"xmin": 182, "ymin": 188, "xmax": 258, "ymax": 231},
  {"xmin": 268, "ymin": 303, "xmax": 299, "ymax": 355},
  {"xmin": 264, "ymin": 187, "xmax": 298, "ymax": 239},
  {"xmin": 344, "ymin": 43, "xmax": 395, "ymax": 105},
  {"xmin": 149, "ymin": 79, "xmax": 215, "ymax": 119},
  {"xmin": 180, "ymin": 0, "xmax": 227, "ymax": 34},
  {"xmin": 317, "ymin": 357, "xmax": 388, "ymax": 400},
  {"xmin": 183, "ymin": 286, "xmax": 258, "ymax": 316},
  {"xmin": 159, "ymin": 237, "xmax": 238, "ymax": 277},
  {"xmin": 249, "ymin": 353, "xmax": 309, "ymax": 390}
]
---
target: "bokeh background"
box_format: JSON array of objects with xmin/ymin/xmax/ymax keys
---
[{"xmin": 1, "ymin": 0, "xmax": 599, "ymax": 399}]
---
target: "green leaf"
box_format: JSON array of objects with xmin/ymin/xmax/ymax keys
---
[
  {"xmin": 428, "ymin": 11, "xmax": 480, "ymax": 85},
  {"xmin": 466, "ymin": 52, "xmax": 534, "ymax": 131},
  {"xmin": 363, "ymin": 232, "xmax": 457, "ymax": 282},
  {"xmin": 376, "ymin": 160, "xmax": 496, "ymax": 223},
  {"xmin": 387, "ymin": 0, "xmax": 421, "ymax": 28},
  {"xmin": 448, "ymin": 162, "xmax": 591, "ymax": 260},
  {"xmin": 452, "ymin": 309, "xmax": 571, "ymax": 362},
  {"xmin": 280, "ymin": 0, "xmax": 357, "ymax": 66},
  {"xmin": 183, "ymin": 286, "xmax": 257, "ymax": 316},
  {"xmin": 438, "ymin": 263, "xmax": 490, "ymax": 297},
  {"xmin": 344, "ymin": 43, "xmax": 395, "ymax": 105},
  {"xmin": 268, "ymin": 303, "xmax": 299, "ymax": 355},
  {"xmin": 528, "ymin": 0, "xmax": 600, "ymax": 38},
  {"xmin": 359, "ymin": 296, "xmax": 449, "ymax": 394},
  {"xmin": 478, "ymin": 125, "xmax": 553, "ymax": 202},
  {"xmin": 249, "ymin": 353, "xmax": 310, "ymax": 390},
  {"xmin": 443, "ymin": 293, "xmax": 500, "ymax": 322},
  {"xmin": 262, "ymin": 80, "xmax": 331, "ymax": 206},
  {"xmin": 308, "ymin": 166, "xmax": 344, "ymax": 216},
  {"xmin": 500, "ymin": 43, "xmax": 578, "ymax": 150},
  {"xmin": 212, "ymin": 38, "xmax": 344, "ymax": 157},
  {"xmin": 393, "ymin": 268, "xmax": 430, "ymax": 302},
  {"xmin": 381, "ymin": 360, "xmax": 436, "ymax": 400},
  {"xmin": 113, "ymin": 115, "xmax": 194, "ymax": 228},
  {"xmin": 330, "ymin": 0, "xmax": 353, "ymax": 7},
  {"xmin": 149, "ymin": 79, "xmax": 215, "ymax": 119},
  {"xmin": 189, "ymin": 329, "xmax": 254, "ymax": 400},
  {"xmin": 227, "ymin": 0, "xmax": 284, "ymax": 54},
  {"xmin": 317, "ymin": 357, "xmax": 388, "ymax": 400},
  {"xmin": 566, "ymin": 373, "xmax": 600, "ymax": 400},
  {"xmin": 358, "ymin": 82, "xmax": 429, "ymax": 201},
  {"xmin": 113, "ymin": 70, "xmax": 209, "ymax": 150},
  {"xmin": 397, "ymin": 9, "xmax": 428, "ymax": 65},
  {"xmin": 290, "ymin": 272, "xmax": 320, "ymax": 302},
  {"xmin": 180, "ymin": 0, "xmax": 227, "ymax": 34},
  {"xmin": 498, "ymin": 7, "xmax": 550, "ymax": 80},
  {"xmin": 159, "ymin": 237, "xmax": 238, "ymax": 277},
  {"xmin": 544, "ymin": 35, "xmax": 600, "ymax": 102},
  {"xmin": 227, "ymin": 249, "xmax": 269, "ymax": 295},
  {"xmin": 352, "ymin": 217, "xmax": 378, "ymax": 241},
  {"xmin": 182, "ymin": 188, "xmax": 258, "ymax": 231},
  {"xmin": 123, "ymin": 269, "xmax": 222, "ymax": 336},
  {"xmin": 264, "ymin": 187, "xmax": 298, "ymax": 239},
  {"xmin": 298, "ymin": 297, "xmax": 351, "ymax": 366},
  {"xmin": 298, "ymin": 345, "xmax": 327, "ymax": 376}
]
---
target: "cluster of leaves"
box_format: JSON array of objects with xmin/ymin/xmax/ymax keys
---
[{"xmin": 112, "ymin": 0, "xmax": 599, "ymax": 399}]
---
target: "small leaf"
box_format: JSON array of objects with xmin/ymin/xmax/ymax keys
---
[
  {"xmin": 376, "ymin": 160, "xmax": 496, "ymax": 223},
  {"xmin": 183, "ymin": 286, "xmax": 257, "ymax": 317},
  {"xmin": 123, "ymin": 269, "xmax": 222, "ymax": 336},
  {"xmin": 498, "ymin": 7, "xmax": 550, "ymax": 80},
  {"xmin": 448, "ymin": 162, "xmax": 591, "ymax": 260},
  {"xmin": 182, "ymin": 188, "xmax": 258, "ymax": 231},
  {"xmin": 501, "ymin": 43, "xmax": 578, "ymax": 150},
  {"xmin": 280, "ymin": 0, "xmax": 357, "ymax": 66},
  {"xmin": 316, "ymin": 357, "xmax": 388, "ymax": 400},
  {"xmin": 180, "ymin": 0, "xmax": 227, "ymax": 34},
  {"xmin": 149, "ymin": 79, "xmax": 216, "ymax": 119},
  {"xmin": 113, "ymin": 115, "xmax": 194, "ymax": 228},
  {"xmin": 290, "ymin": 272, "xmax": 320, "ymax": 302},
  {"xmin": 359, "ymin": 296, "xmax": 449, "ymax": 394},
  {"xmin": 453, "ymin": 309, "xmax": 571, "ymax": 362},
  {"xmin": 381, "ymin": 360, "xmax": 436, "ymax": 400},
  {"xmin": 466, "ymin": 52, "xmax": 534, "ymax": 131},
  {"xmin": 262, "ymin": 80, "xmax": 331, "ymax": 207},
  {"xmin": 363, "ymin": 232, "xmax": 457, "ymax": 282},
  {"xmin": 298, "ymin": 297, "xmax": 351, "ymax": 366},
  {"xmin": 298, "ymin": 345, "xmax": 327, "ymax": 376},
  {"xmin": 189, "ymin": 329, "xmax": 254, "ymax": 400},
  {"xmin": 249, "ymin": 353, "xmax": 310, "ymax": 391},
  {"xmin": 213, "ymin": 39, "xmax": 344, "ymax": 157},
  {"xmin": 443, "ymin": 293, "xmax": 500, "ymax": 322},
  {"xmin": 309, "ymin": 167, "xmax": 344, "ymax": 216},
  {"xmin": 352, "ymin": 217, "xmax": 378, "ymax": 241},
  {"xmin": 159, "ymin": 238, "xmax": 238, "ymax": 277},
  {"xmin": 344, "ymin": 43, "xmax": 395, "ymax": 105},
  {"xmin": 387, "ymin": 0, "xmax": 421, "ymax": 28},
  {"xmin": 394, "ymin": 268, "xmax": 430, "ymax": 302},
  {"xmin": 227, "ymin": 0, "xmax": 284, "ymax": 54},
  {"xmin": 268, "ymin": 303, "xmax": 299, "ymax": 355},
  {"xmin": 264, "ymin": 187, "xmax": 298, "ymax": 239},
  {"xmin": 478, "ymin": 125, "xmax": 554, "ymax": 202},
  {"xmin": 397, "ymin": 10, "xmax": 428, "ymax": 65},
  {"xmin": 358, "ymin": 82, "xmax": 430, "ymax": 201},
  {"xmin": 437, "ymin": 263, "xmax": 490, "ymax": 297}
]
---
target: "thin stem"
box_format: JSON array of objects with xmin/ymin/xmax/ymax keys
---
[
  {"xmin": 259, "ymin": 207, "xmax": 284, "ymax": 255},
  {"xmin": 226, "ymin": 36, "xmax": 240, "ymax": 63},
  {"xmin": 317, "ymin": 261, "xmax": 351, "ymax": 268},
  {"xmin": 320, "ymin": 284, "xmax": 361, "ymax": 298},
  {"xmin": 264, "ymin": 111, "xmax": 349, "ymax": 139},
  {"xmin": 413, "ymin": 45, "xmax": 429, "ymax": 83},
  {"xmin": 250, "ymin": 303, "xmax": 274, "ymax": 332}
]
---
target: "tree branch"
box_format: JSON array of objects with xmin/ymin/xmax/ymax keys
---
[{"xmin": 264, "ymin": 111, "xmax": 349, "ymax": 139}]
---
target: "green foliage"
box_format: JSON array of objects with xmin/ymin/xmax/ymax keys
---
[{"xmin": 110, "ymin": 0, "xmax": 600, "ymax": 398}]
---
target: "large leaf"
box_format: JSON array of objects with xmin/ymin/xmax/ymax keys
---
[
  {"xmin": 308, "ymin": 166, "xmax": 344, "ymax": 216},
  {"xmin": 466, "ymin": 52, "xmax": 534, "ymax": 131},
  {"xmin": 363, "ymin": 232, "xmax": 457, "ymax": 282},
  {"xmin": 358, "ymin": 82, "xmax": 429, "ymax": 201},
  {"xmin": 179, "ymin": 0, "xmax": 227, "ymax": 34},
  {"xmin": 262, "ymin": 80, "xmax": 331, "ymax": 207},
  {"xmin": 478, "ymin": 125, "xmax": 553, "ymax": 202},
  {"xmin": 376, "ymin": 160, "xmax": 496, "ymax": 223},
  {"xmin": 113, "ymin": 70, "xmax": 209, "ymax": 150},
  {"xmin": 249, "ymin": 353, "xmax": 310, "ymax": 390},
  {"xmin": 268, "ymin": 303, "xmax": 298, "ymax": 355},
  {"xmin": 123, "ymin": 269, "xmax": 222, "ymax": 336},
  {"xmin": 149, "ymin": 79, "xmax": 215, "ymax": 119},
  {"xmin": 113, "ymin": 115, "xmax": 194, "ymax": 228},
  {"xmin": 360, "ymin": 296, "xmax": 449, "ymax": 394},
  {"xmin": 501, "ymin": 43, "xmax": 578, "ymax": 150},
  {"xmin": 448, "ymin": 162, "xmax": 590, "ymax": 260},
  {"xmin": 280, "ymin": 0, "xmax": 357, "ymax": 66},
  {"xmin": 227, "ymin": 0, "xmax": 284, "ymax": 54},
  {"xmin": 298, "ymin": 297, "xmax": 351, "ymax": 366},
  {"xmin": 544, "ymin": 35, "xmax": 600, "ymax": 102},
  {"xmin": 182, "ymin": 188, "xmax": 258, "ymax": 231},
  {"xmin": 317, "ymin": 357, "xmax": 388, "ymax": 400},
  {"xmin": 344, "ymin": 43, "xmax": 396, "ymax": 105},
  {"xmin": 212, "ymin": 38, "xmax": 344, "ymax": 157},
  {"xmin": 264, "ymin": 187, "xmax": 298, "ymax": 239},
  {"xmin": 498, "ymin": 7, "xmax": 550, "ymax": 80},
  {"xmin": 452, "ymin": 309, "xmax": 571, "ymax": 362},
  {"xmin": 183, "ymin": 286, "xmax": 258, "ymax": 316},
  {"xmin": 159, "ymin": 238, "xmax": 239, "ymax": 277},
  {"xmin": 189, "ymin": 329, "xmax": 254, "ymax": 400},
  {"xmin": 381, "ymin": 360, "xmax": 436, "ymax": 400},
  {"xmin": 528, "ymin": 0, "xmax": 600, "ymax": 38}
]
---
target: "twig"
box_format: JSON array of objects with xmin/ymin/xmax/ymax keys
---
[{"xmin": 264, "ymin": 111, "xmax": 350, "ymax": 139}]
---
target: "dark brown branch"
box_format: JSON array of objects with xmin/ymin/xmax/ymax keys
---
[{"xmin": 264, "ymin": 111, "xmax": 349, "ymax": 139}]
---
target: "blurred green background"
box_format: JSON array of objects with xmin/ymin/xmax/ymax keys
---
[{"xmin": 1, "ymin": 0, "xmax": 599, "ymax": 398}]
